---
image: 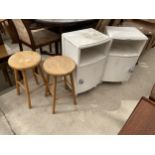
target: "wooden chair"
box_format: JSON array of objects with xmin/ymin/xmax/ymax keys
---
[
  {"xmin": 11, "ymin": 19, "xmax": 60, "ymax": 55},
  {"xmin": 0, "ymin": 33, "xmax": 13, "ymax": 86}
]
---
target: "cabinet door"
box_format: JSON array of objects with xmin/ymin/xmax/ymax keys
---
[
  {"xmin": 103, "ymin": 56, "xmax": 138, "ymax": 82},
  {"xmin": 76, "ymin": 59, "xmax": 105, "ymax": 94}
]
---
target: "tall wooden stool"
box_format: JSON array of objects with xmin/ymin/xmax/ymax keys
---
[
  {"xmin": 8, "ymin": 51, "xmax": 48, "ymax": 109},
  {"xmin": 43, "ymin": 56, "xmax": 77, "ymax": 114}
]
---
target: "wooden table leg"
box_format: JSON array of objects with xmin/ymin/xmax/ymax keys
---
[
  {"xmin": 52, "ymin": 76, "xmax": 57, "ymax": 114},
  {"xmin": 14, "ymin": 69, "xmax": 20, "ymax": 95},
  {"xmin": 22, "ymin": 70, "xmax": 32, "ymax": 109},
  {"xmin": 69, "ymin": 73, "xmax": 77, "ymax": 105}
]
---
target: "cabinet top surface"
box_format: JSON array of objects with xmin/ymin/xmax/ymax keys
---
[
  {"xmin": 62, "ymin": 28, "xmax": 111, "ymax": 48},
  {"xmin": 106, "ymin": 26, "xmax": 148, "ymax": 40}
]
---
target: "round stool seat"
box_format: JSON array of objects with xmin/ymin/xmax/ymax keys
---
[
  {"xmin": 43, "ymin": 56, "xmax": 76, "ymax": 76},
  {"xmin": 8, "ymin": 51, "xmax": 41, "ymax": 70}
]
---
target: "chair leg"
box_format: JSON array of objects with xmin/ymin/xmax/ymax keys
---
[
  {"xmin": 14, "ymin": 69, "xmax": 20, "ymax": 95},
  {"xmin": 3, "ymin": 66, "xmax": 12, "ymax": 86},
  {"xmin": 39, "ymin": 47, "xmax": 43, "ymax": 53},
  {"xmin": 52, "ymin": 76, "xmax": 57, "ymax": 114},
  {"xmin": 69, "ymin": 73, "xmax": 77, "ymax": 105},
  {"xmin": 22, "ymin": 70, "xmax": 32, "ymax": 109},
  {"xmin": 2, "ymin": 65, "xmax": 12, "ymax": 86},
  {"xmin": 19, "ymin": 41, "xmax": 23, "ymax": 51},
  {"xmin": 55, "ymin": 41, "xmax": 59, "ymax": 55},
  {"xmin": 32, "ymin": 67, "xmax": 39, "ymax": 85},
  {"xmin": 59, "ymin": 40, "xmax": 62, "ymax": 55},
  {"xmin": 49, "ymin": 44, "xmax": 52, "ymax": 53}
]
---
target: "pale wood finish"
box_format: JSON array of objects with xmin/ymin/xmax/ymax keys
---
[
  {"xmin": 32, "ymin": 68, "xmax": 39, "ymax": 85},
  {"xmin": 8, "ymin": 51, "xmax": 48, "ymax": 109},
  {"xmin": 45, "ymin": 74, "xmax": 50, "ymax": 96},
  {"xmin": 22, "ymin": 70, "xmax": 32, "ymax": 109},
  {"xmin": 14, "ymin": 69, "xmax": 20, "ymax": 95},
  {"xmin": 8, "ymin": 51, "xmax": 41, "ymax": 70},
  {"xmin": 37, "ymin": 65, "xmax": 50, "ymax": 96},
  {"xmin": 64, "ymin": 76, "xmax": 67, "ymax": 89},
  {"xmin": 52, "ymin": 76, "xmax": 57, "ymax": 114},
  {"xmin": 43, "ymin": 56, "xmax": 77, "ymax": 114},
  {"xmin": 69, "ymin": 73, "xmax": 77, "ymax": 105},
  {"xmin": 43, "ymin": 56, "xmax": 76, "ymax": 76}
]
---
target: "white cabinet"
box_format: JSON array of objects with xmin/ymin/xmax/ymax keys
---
[
  {"xmin": 103, "ymin": 26, "xmax": 148, "ymax": 82},
  {"xmin": 62, "ymin": 28, "xmax": 111, "ymax": 94}
]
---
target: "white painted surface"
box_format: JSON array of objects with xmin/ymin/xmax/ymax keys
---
[
  {"xmin": 106, "ymin": 26, "xmax": 148, "ymax": 40},
  {"xmin": 62, "ymin": 28, "xmax": 110, "ymax": 49},
  {"xmin": 76, "ymin": 58, "xmax": 106, "ymax": 93},
  {"xmin": 62, "ymin": 28, "xmax": 111, "ymax": 94},
  {"xmin": 103, "ymin": 26, "xmax": 148, "ymax": 82}
]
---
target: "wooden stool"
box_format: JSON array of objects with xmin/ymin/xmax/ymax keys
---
[
  {"xmin": 43, "ymin": 56, "xmax": 77, "ymax": 114},
  {"xmin": 8, "ymin": 51, "xmax": 48, "ymax": 109}
]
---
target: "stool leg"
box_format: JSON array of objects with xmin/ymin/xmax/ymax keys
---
[
  {"xmin": 52, "ymin": 76, "xmax": 57, "ymax": 114},
  {"xmin": 22, "ymin": 70, "xmax": 32, "ymax": 109},
  {"xmin": 69, "ymin": 73, "xmax": 77, "ymax": 105},
  {"xmin": 64, "ymin": 75, "xmax": 68, "ymax": 89},
  {"xmin": 38, "ymin": 65, "xmax": 50, "ymax": 96},
  {"xmin": 32, "ymin": 67, "xmax": 39, "ymax": 85},
  {"xmin": 45, "ymin": 74, "xmax": 51, "ymax": 96},
  {"xmin": 14, "ymin": 69, "xmax": 20, "ymax": 95}
]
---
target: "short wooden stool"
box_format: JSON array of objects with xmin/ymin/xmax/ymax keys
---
[
  {"xmin": 43, "ymin": 56, "xmax": 77, "ymax": 114},
  {"xmin": 8, "ymin": 51, "xmax": 48, "ymax": 109}
]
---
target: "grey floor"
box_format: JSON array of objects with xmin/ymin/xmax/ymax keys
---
[{"xmin": 0, "ymin": 38, "xmax": 155, "ymax": 135}]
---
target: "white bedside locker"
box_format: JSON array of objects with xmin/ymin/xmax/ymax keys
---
[
  {"xmin": 103, "ymin": 26, "xmax": 148, "ymax": 82},
  {"xmin": 62, "ymin": 28, "xmax": 111, "ymax": 94}
]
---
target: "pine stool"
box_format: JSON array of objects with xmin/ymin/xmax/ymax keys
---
[
  {"xmin": 43, "ymin": 56, "xmax": 77, "ymax": 114},
  {"xmin": 8, "ymin": 51, "xmax": 48, "ymax": 109}
]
